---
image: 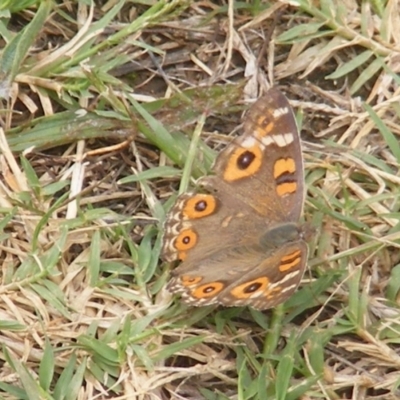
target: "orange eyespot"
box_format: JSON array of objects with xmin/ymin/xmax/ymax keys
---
[
  {"xmin": 192, "ymin": 282, "xmax": 224, "ymax": 299},
  {"xmin": 223, "ymin": 145, "xmax": 262, "ymax": 182},
  {"xmin": 180, "ymin": 275, "xmax": 203, "ymax": 287},
  {"xmin": 255, "ymin": 115, "xmax": 274, "ymax": 138},
  {"xmin": 230, "ymin": 277, "xmax": 270, "ymax": 299},
  {"xmin": 183, "ymin": 195, "xmax": 217, "ymax": 219},
  {"xmin": 174, "ymin": 228, "xmax": 197, "ymax": 256}
]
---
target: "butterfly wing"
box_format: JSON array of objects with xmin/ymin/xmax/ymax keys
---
[
  {"xmin": 162, "ymin": 88, "xmax": 308, "ymax": 309},
  {"xmin": 209, "ymin": 87, "xmax": 304, "ymax": 223},
  {"xmin": 168, "ymin": 238, "xmax": 308, "ymax": 310}
]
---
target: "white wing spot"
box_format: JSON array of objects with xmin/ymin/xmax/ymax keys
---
[
  {"xmin": 281, "ymin": 283, "xmax": 297, "ymax": 294},
  {"xmin": 261, "ymin": 133, "xmax": 294, "ymax": 147},
  {"xmin": 170, "ymin": 224, "xmax": 180, "ymax": 235},
  {"xmin": 271, "ymin": 270, "xmax": 300, "ymax": 290},
  {"xmin": 273, "ymin": 133, "xmax": 294, "ymax": 147},
  {"xmin": 273, "ymin": 107, "xmax": 289, "ymax": 118},
  {"xmin": 261, "ymin": 136, "xmax": 274, "ymax": 146},
  {"xmin": 241, "ymin": 136, "xmax": 257, "ymax": 148},
  {"xmin": 172, "ymin": 211, "xmax": 181, "ymax": 221},
  {"xmin": 282, "ymin": 133, "xmax": 294, "ymax": 145}
]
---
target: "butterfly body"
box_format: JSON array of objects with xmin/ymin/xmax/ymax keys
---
[{"xmin": 162, "ymin": 88, "xmax": 308, "ymax": 310}]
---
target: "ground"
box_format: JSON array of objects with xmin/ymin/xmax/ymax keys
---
[{"xmin": 0, "ymin": 1, "xmax": 400, "ymax": 399}]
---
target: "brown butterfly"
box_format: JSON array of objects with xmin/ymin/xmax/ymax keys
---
[{"xmin": 161, "ymin": 88, "xmax": 308, "ymax": 310}]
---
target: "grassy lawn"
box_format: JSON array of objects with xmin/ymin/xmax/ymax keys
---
[{"xmin": 1, "ymin": 0, "xmax": 400, "ymax": 399}]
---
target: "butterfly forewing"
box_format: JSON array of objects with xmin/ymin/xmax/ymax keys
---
[{"xmin": 211, "ymin": 88, "xmax": 304, "ymax": 224}]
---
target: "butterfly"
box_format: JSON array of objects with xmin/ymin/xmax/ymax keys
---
[{"xmin": 161, "ymin": 88, "xmax": 308, "ymax": 310}]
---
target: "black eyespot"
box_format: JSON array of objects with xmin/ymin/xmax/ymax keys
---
[
  {"xmin": 195, "ymin": 200, "xmax": 207, "ymax": 212},
  {"xmin": 237, "ymin": 151, "xmax": 255, "ymax": 170},
  {"xmin": 182, "ymin": 236, "xmax": 190, "ymax": 244},
  {"xmin": 244, "ymin": 282, "xmax": 262, "ymax": 293},
  {"xmin": 204, "ymin": 286, "xmax": 216, "ymax": 293}
]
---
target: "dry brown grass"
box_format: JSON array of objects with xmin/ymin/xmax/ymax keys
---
[{"xmin": 1, "ymin": 1, "xmax": 400, "ymax": 399}]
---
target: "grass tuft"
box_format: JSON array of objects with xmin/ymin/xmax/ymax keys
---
[{"xmin": 1, "ymin": 1, "xmax": 400, "ymax": 399}]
